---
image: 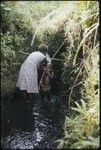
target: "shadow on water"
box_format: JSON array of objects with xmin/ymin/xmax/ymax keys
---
[{"xmin": 1, "ymin": 92, "xmax": 67, "ymax": 149}]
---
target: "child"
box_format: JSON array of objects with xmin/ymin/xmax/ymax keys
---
[{"xmin": 39, "ymin": 63, "xmax": 54, "ymax": 105}]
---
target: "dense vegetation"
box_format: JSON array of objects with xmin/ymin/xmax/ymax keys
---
[{"xmin": 1, "ymin": 1, "xmax": 99, "ymax": 149}]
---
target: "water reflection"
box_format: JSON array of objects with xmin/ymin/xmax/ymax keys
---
[{"xmin": 1, "ymin": 95, "xmax": 66, "ymax": 149}]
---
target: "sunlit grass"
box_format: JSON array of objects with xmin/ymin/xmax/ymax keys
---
[{"xmin": 1, "ymin": 1, "xmax": 99, "ymax": 149}]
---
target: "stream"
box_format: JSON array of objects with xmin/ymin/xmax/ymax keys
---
[{"xmin": 1, "ymin": 92, "xmax": 67, "ymax": 149}]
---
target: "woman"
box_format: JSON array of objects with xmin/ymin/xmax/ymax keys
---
[{"xmin": 16, "ymin": 44, "xmax": 49, "ymax": 110}]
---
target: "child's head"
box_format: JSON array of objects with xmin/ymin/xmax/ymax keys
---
[{"xmin": 46, "ymin": 63, "xmax": 53, "ymax": 71}]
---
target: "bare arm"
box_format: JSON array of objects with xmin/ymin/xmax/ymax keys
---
[{"xmin": 47, "ymin": 71, "xmax": 54, "ymax": 79}]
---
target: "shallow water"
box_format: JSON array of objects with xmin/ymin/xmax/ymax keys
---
[{"xmin": 1, "ymin": 95, "xmax": 67, "ymax": 149}]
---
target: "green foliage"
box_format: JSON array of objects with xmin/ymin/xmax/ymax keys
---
[
  {"xmin": 1, "ymin": 2, "xmax": 33, "ymax": 77},
  {"xmin": 55, "ymin": 1, "xmax": 99, "ymax": 149},
  {"xmin": 1, "ymin": 2, "xmax": 99, "ymax": 149},
  {"xmin": 55, "ymin": 99, "xmax": 99, "ymax": 149}
]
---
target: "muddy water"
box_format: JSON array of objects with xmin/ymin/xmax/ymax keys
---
[{"xmin": 1, "ymin": 94, "xmax": 67, "ymax": 149}]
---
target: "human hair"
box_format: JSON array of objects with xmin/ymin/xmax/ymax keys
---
[{"xmin": 38, "ymin": 44, "xmax": 48, "ymax": 54}]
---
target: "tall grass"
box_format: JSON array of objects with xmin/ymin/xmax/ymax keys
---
[
  {"xmin": 55, "ymin": 1, "xmax": 99, "ymax": 149},
  {"xmin": 1, "ymin": 1, "xmax": 100, "ymax": 148}
]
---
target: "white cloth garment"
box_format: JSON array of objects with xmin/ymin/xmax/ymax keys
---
[
  {"xmin": 46, "ymin": 53, "xmax": 51, "ymax": 63},
  {"xmin": 16, "ymin": 51, "xmax": 46, "ymax": 93}
]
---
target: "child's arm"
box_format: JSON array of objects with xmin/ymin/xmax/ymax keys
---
[
  {"xmin": 39, "ymin": 70, "xmax": 46, "ymax": 91},
  {"xmin": 47, "ymin": 71, "xmax": 54, "ymax": 79}
]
